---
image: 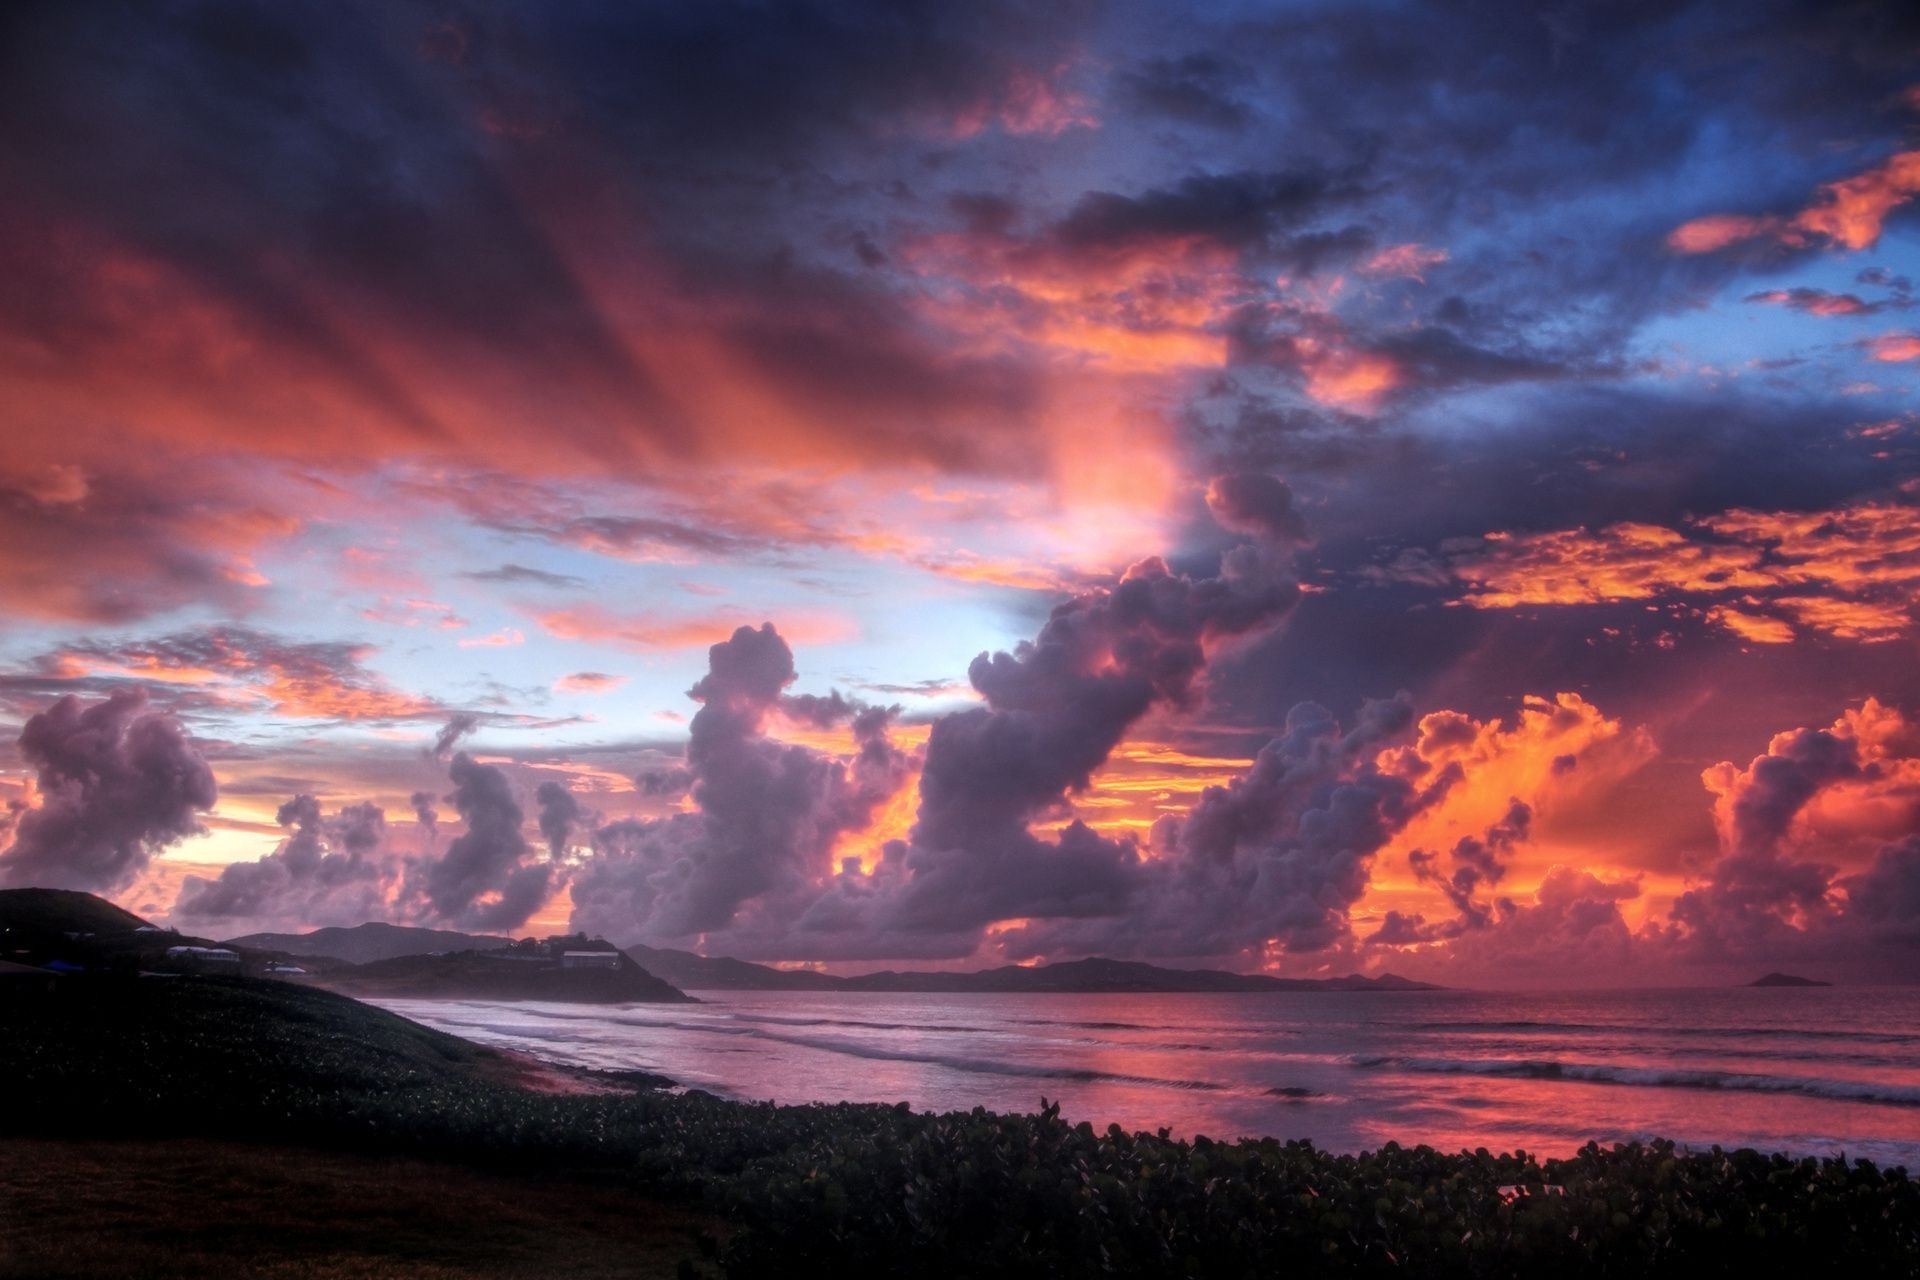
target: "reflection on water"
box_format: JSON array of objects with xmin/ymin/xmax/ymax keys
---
[{"xmin": 377, "ymin": 986, "xmax": 1920, "ymax": 1167}]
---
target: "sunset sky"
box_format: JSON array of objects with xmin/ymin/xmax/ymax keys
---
[{"xmin": 2, "ymin": 0, "xmax": 1918, "ymax": 984}]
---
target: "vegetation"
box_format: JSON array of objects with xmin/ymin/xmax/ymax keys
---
[
  {"xmin": 6, "ymin": 977, "xmax": 1918, "ymax": 1277},
  {"xmin": 0, "ymin": 1138, "xmax": 710, "ymax": 1280}
]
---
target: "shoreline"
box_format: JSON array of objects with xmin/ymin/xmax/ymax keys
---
[{"xmin": 8, "ymin": 977, "xmax": 1919, "ymax": 1275}]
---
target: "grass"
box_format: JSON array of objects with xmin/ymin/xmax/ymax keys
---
[
  {"xmin": 6, "ymin": 976, "xmax": 1919, "ymax": 1277},
  {"xmin": 0, "ymin": 1138, "xmax": 710, "ymax": 1279}
]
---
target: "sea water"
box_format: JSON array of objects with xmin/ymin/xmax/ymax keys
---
[{"xmin": 377, "ymin": 986, "xmax": 1920, "ymax": 1167}]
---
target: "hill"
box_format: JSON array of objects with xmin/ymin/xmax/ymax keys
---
[
  {"xmin": 1748, "ymin": 972, "xmax": 1833, "ymax": 987},
  {"xmin": 0, "ymin": 886, "xmax": 152, "ymax": 947},
  {"xmin": 625, "ymin": 946, "xmax": 1439, "ymax": 993},
  {"xmin": 626, "ymin": 942, "xmax": 846, "ymax": 991},
  {"xmin": 228, "ymin": 921, "xmax": 511, "ymax": 964},
  {"xmin": 320, "ymin": 944, "xmax": 695, "ymax": 1003}
]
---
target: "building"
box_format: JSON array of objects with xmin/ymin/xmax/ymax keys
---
[
  {"xmin": 164, "ymin": 945, "xmax": 241, "ymax": 971},
  {"xmin": 559, "ymin": 950, "xmax": 621, "ymax": 970}
]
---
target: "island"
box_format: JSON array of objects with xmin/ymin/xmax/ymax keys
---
[
  {"xmin": 1747, "ymin": 972, "xmax": 1834, "ymax": 987},
  {"xmin": 625, "ymin": 945, "xmax": 1440, "ymax": 994}
]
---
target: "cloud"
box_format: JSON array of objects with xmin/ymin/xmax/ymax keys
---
[
  {"xmin": 1866, "ymin": 333, "xmax": 1920, "ymax": 362},
  {"xmin": 410, "ymin": 790, "xmax": 440, "ymax": 838},
  {"xmin": 532, "ymin": 605, "xmax": 858, "ymax": 652},
  {"xmin": 0, "ymin": 689, "xmax": 216, "ymax": 892},
  {"xmin": 570, "ymin": 624, "xmax": 912, "ymax": 944},
  {"xmin": 1743, "ymin": 287, "xmax": 1903, "ymax": 317},
  {"xmin": 1361, "ymin": 244, "xmax": 1448, "ymax": 281},
  {"xmin": 460, "ymin": 563, "xmax": 588, "ymax": 590},
  {"xmin": 1115, "ymin": 54, "xmax": 1253, "ymax": 131},
  {"xmin": 1673, "ymin": 698, "xmax": 1920, "ymax": 966},
  {"xmin": 40, "ymin": 627, "xmax": 444, "ymax": 721},
  {"xmin": 555, "ymin": 672, "xmax": 628, "ymax": 695},
  {"xmin": 1204, "ymin": 472, "xmax": 1310, "ymax": 544},
  {"xmin": 0, "ymin": 462, "xmax": 295, "ymax": 626},
  {"xmin": 534, "ymin": 780, "xmax": 588, "ymax": 861},
  {"xmin": 173, "ymin": 794, "xmax": 396, "ymax": 926},
  {"xmin": 431, "ymin": 713, "xmax": 481, "ymax": 759},
  {"xmin": 1446, "ymin": 491, "xmax": 1920, "ymax": 642},
  {"xmin": 417, "ymin": 752, "xmax": 553, "ymax": 932},
  {"xmin": 1668, "ymin": 146, "xmax": 1920, "ymax": 255}
]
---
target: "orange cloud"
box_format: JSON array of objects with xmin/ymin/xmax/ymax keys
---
[
  {"xmin": 532, "ymin": 605, "xmax": 859, "ymax": 652},
  {"xmin": 1451, "ymin": 494, "xmax": 1920, "ymax": 642},
  {"xmin": 45, "ymin": 628, "xmax": 442, "ymax": 722},
  {"xmin": 1706, "ymin": 606, "xmax": 1795, "ymax": 645},
  {"xmin": 1371, "ymin": 693, "xmax": 1658, "ymax": 906},
  {"xmin": 1299, "ymin": 341, "xmax": 1402, "ymax": 409},
  {"xmin": 1668, "ymin": 145, "xmax": 1920, "ymax": 254}
]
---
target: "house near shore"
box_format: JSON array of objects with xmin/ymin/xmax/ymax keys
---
[
  {"xmin": 165, "ymin": 945, "xmax": 241, "ymax": 971},
  {"xmin": 559, "ymin": 950, "xmax": 620, "ymax": 970}
]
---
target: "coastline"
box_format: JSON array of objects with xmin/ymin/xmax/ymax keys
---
[{"xmin": 6, "ymin": 977, "xmax": 1918, "ymax": 1276}]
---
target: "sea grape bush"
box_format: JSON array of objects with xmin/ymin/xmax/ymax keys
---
[{"xmin": 8, "ymin": 980, "xmax": 1917, "ymax": 1277}]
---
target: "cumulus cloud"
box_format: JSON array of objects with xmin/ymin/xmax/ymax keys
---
[
  {"xmin": 1205, "ymin": 472, "xmax": 1310, "ymax": 544},
  {"xmin": 418, "ymin": 752, "xmax": 553, "ymax": 932},
  {"xmin": 174, "ymin": 794, "xmax": 395, "ymax": 926},
  {"xmin": 570, "ymin": 623, "xmax": 912, "ymax": 944},
  {"xmin": 0, "ymin": 689, "xmax": 216, "ymax": 892},
  {"xmin": 410, "ymin": 790, "xmax": 440, "ymax": 838},
  {"xmin": 534, "ymin": 780, "xmax": 588, "ymax": 861}
]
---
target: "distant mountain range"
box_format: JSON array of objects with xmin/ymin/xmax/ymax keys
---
[
  {"xmin": 626, "ymin": 945, "xmax": 1440, "ymax": 994},
  {"xmin": 227, "ymin": 922, "xmax": 511, "ymax": 965},
  {"xmin": 320, "ymin": 945, "xmax": 694, "ymax": 1004},
  {"xmin": 1747, "ymin": 972, "xmax": 1833, "ymax": 987},
  {"xmin": 2, "ymin": 892, "xmax": 1437, "ymax": 998}
]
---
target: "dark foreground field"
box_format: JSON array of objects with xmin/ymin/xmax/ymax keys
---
[
  {"xmin": 5, "ymin": 977, "xmax": 1919, "ymax": 1277},
  {"xmin": 0, "ymin": 1139, "xmax": 707, "ymax": 1279}
]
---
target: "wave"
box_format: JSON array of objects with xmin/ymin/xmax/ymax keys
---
[
  {"xmin": 443, "ymin": 1007, "xmax": 1233, "ymax": 1094},
  {"xmin": 1349, "ymin": 1054, "xmax": 1920, "ymax": 1107},
  {"xmin": 1412, "ymin": 1019, "xmax": 1920, "ymax": 1046},
  {"xmin": 729, "ymin": 1012, "xmax": 995, "ymax": 1036}
]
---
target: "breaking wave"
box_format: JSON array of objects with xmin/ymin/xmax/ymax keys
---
[{"xmin": 1349, "ymin": 1054, "xmax": 1920, "ymax": 1108}]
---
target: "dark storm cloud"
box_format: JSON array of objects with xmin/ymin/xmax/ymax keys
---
[
  {"xmin": 534, "ymin": 779, "xmax": 587, "ymax": 860},
  {"xmin": 0, "ymin": 0, "xmax": 1100, "ymax": 475},
  {"xmin": 0, "ymin": 690, "xmax": 217, "ymax": 892},
  {"xmin": 410, "ymin": 790, "xmax": 440, "ymax": 836},
  {"xmin": 1115, "ymin": 53, "xmax": 1254, "ymax": 131},
  {"xmin": 996, "ymin": 693, "xmax": 1446, "ymax": 963},
  {"xmin": 1046, "ymin": 167, "xmax": 1368, "ymax": 258},
  {"xmin": 1842, "ymin": 836, "xmax": 1920, "ymax": 950},
  {"xmin": 1204, "ymin": 473, "xmax": 1309, "ymax": 544},
  {"xmin": 419, "ymin": 751, "xmax": 552, "ymax": 931},
  {"xmin": 839, "ymin": 502, "xmax": 1307, "ymax": 946}
]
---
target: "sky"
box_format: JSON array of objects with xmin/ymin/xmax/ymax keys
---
[{"xmin": 1, "ymin": 0, "xmax": 1918, "ymax": 985}]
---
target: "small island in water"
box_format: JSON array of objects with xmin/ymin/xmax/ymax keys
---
[{"xmin": 1747, "ymin": 972, "xmax": 1834, "ymax": 988}]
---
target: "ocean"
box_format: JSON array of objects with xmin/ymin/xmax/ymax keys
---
[{"xmin": 377, "ymin": 986, "xmax": 1920, "ymax": 1168}]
